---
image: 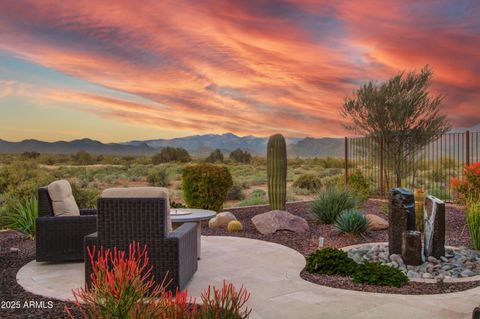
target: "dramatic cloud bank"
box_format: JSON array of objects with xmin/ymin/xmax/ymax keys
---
[{"xmin": 0, "ymin": 0, "xmax": 478, "ymax": 140}]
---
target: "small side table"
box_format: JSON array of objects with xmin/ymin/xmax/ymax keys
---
[{"xmin": 171, "ymin": 208, "xmax": 216, "ymax": 259}]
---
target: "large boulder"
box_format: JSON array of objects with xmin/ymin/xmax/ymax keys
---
[
  {"xmin": 251, "ymin": 210, "xmax": 309, "ymax": 234},
  {"xmin": 209, "ymin": 211, "xmax": 237, "ymax": 228},
  {"xmin": 365, "ymin": 214, "xmax": 389, "ymax": 231}
]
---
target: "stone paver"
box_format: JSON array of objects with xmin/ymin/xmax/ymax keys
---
[{"xmin": 17, "ymin": 236, "xmax": 480, "ymax": 319}]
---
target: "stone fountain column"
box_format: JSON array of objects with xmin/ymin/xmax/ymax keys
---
[
  {"xmin": 424, "ymin": 195, "xmax": 445, "ymax": 258},
  {"xmin": 389, "ymin": 188, "xmax": 416, "ymax": 255}
]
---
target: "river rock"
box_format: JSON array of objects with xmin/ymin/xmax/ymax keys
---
[
  {"xmin": 365, "ymin": 214, "xmax": 389, "ymax": 230},
  {"xmin": 208, "ymin": 212, "xmax": 237, "ymax": 228},
  {"xmin": 251, "ymin": 210, "xmax": 309, "ymax": 234}
]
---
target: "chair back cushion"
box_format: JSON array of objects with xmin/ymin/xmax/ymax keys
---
[
  {"xmin": 101, "ymin": 187, "xmax": 172, "ymax": 232},
  {"xmin": 47, "ymin": 180, "xmax": 80, "ymax": 216}
]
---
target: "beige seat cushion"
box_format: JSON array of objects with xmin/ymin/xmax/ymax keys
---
[
  {"xmin": 101, "ymin": 187, "xmax": 172, "ymax": 233},
  {"xmin": 47, "ymin": 180, "xmax": 80, "ymax": 217}
]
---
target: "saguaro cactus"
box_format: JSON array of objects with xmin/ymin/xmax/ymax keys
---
[{"xmin": 267, "ymin": 134, "xmax": 287, "ymax": 210}]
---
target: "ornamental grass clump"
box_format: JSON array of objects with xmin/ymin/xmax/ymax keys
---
[
  {"xmin": 6, "ymin": 197, "xmax": 38, "ymax": 239},
  {"xmin": 466, "ymin": 199, "xmax": 480, "ymax": 250},
  {"xmin": 334, "ymin": 210, "xmax": 368, "ymax": 236},
  {"xmin": 311, "ymin": 187, "xmax": 358, "ymax": 224}
]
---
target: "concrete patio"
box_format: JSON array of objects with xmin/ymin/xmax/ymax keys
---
[{"xmin": 17, "ymin": 236, "xmax": 480, "ymax": 319}]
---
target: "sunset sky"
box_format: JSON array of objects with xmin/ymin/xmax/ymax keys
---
[{"xmin": 0, "ymin": 0, "xmax": 479, "ymax": 142}]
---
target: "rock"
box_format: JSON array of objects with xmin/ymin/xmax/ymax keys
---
[
  {"xmin": 251, "ymin": 210, "xmax": 309, "ymax": 235},
  {"xmin": 389, "ymin": 254, "xmax": 403, "ymax": 264},
  {"xmin": 461, "ymin": 270, "xmax": 476, "ymax": 277},
  {"xmin": 208, "ymin": 212, "xmax": 237, "ymax": 228},
  {"xmin": 440, "ymin": 256, "xmax": 449, "ymax": 262},
  {"xmin": 422, "ymin": 273, "xmax": 434, "ymax": 279},
  {"xmin": 10, "ymin": 247, "xmax": 19, "ymax": 253},
  {"xmin": 407, "ymin": 270, "xmax": 420, "ymax": 278},
  {"xmin": 365, "ymin": 214, "xmax": 389, "ymax": 230},
  {"xmin": 427, "ymin": 256, "xmax": 439, "ymax": 263}
]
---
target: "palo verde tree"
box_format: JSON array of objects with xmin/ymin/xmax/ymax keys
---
[{"xmin": 341, "ymin": 66, "xmax": 450, "ymax": 188}]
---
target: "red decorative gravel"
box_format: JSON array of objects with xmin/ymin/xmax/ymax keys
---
[{"xmin": 202, "ymin": 199, "xmax": 480, "ymax": 294}]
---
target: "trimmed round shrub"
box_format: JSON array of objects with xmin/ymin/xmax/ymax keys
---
[
  {"xmin": 352, "ymin": 263, "xmax": 408, "ymax": 287},
  {"xmin": 311, "ymin": 187, "xmax": 358, "ymax": 224},
  {"xmin": 305, "ymin": 247, "xmax": 358, "ymax": 276},
  {"xmin": 292, "ymin": 174, "xmax": 322, "ymax": 192},
  {"xmin": 147, "ymin": 168, "xmax": 170, "ymax": 187},
  {"xmin": 182, "ymin": 164, "xmax": 233, "ymax": 212},
  {"xmin": 334, "ymin": 210, "xmax": 368, "ymax": 236}
]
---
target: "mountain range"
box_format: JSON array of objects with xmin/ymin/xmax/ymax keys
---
[{"xmin": 1, "ymin": 124, "xmax": 478, "ymax": 158}]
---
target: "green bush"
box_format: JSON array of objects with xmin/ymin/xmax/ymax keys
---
[
  {"xmin": 227, "ymin": 184, "xmax": 245, "ymax": 200},
  {"xmin": 311, "ymin": 187, "xmax": 358, "ymax": 224},
  {"xmin": 347, "ymin": 170, "xmax": 370, "ymax": 203},
  {"xmin": 152, "ymin": 147, "xmax": 191, "ymax": 164},
  {"xmin": 146, "ymin": 168, "xmax": 170, "ymax": 187},
  {"xmin": 71, "ymin": 183, "xmax": 100, "ymax": 208},
  {"xmin": 352, "ymin": 263, "xmax": 408, "ymax": 287},
  {"xmin": 305, "ymin": 247, "xmax": 358, "ymax": 276},
  {"xmin": 292, "ymin": 174, "xmax": 322, "ymax": 192},
  {"xmin": 334, "ymin": 210, "xmax": 368, "ymax": 236},
  {"xmin": 205, "ymin": 149, "xmax": 224, "ymax": 163},
  {"xmin": 182, "ymin": 164, "xmax": 233, "ymax": 212},
  {"xmin": 6, "ymin": 197, "xmax": 38, "ymax": 238},
  {"xmin": 229, "ymin": 148, "xmax": 252, "ymax": 164}
]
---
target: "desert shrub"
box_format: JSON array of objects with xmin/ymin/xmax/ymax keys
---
[
  {"xmin": 182, "ymin": 164, "xmax": 233, "ymax": 212},
  {"xmin": 238, "ymin": 189, "xmax": 266, "ymax": 207},
  {"xmin": 305, "ymin": 247, "xmax": 358, "ymax": 276},
  {"xmin": 152, "ymin": 147, "xmax": 191, "ymax": 164},
  {"xmin": 71, "ymin": 183, "xmax": 100, "ymax": 208},
  {"xmin": 320, "ymin": 174, "xmax": 344, "ymax": 188},
  {"xmin": 292, "ymin": 174, "xmax": 322, "ymax": 192},
  {"xmin": 428, "ymin": 184, "xmax": 451, "ymax": 201},
  {"xmin": 6, "ymin": 197, "xmax": 38, "ymax": 238},
  {"xmin": 311, "ymin": 187, "xmax": 358, "ymax": 224},
  {"xmin": 229, "ymin": 148, "xmax": 252, "ymax": 164},
  {"xmin": 452, "ymin": 162, "xmax": 480, "ymax": 202},
  {"xmin": 20, "ymin": 151, "xmax": 40, "ymax": 160},
  {"xmin": 467, "ymin": 199, "xmax": 480, "ymax": 250},
  {"xmin": 72, "ymin": 151, "xmax": 94, "ymax": 165},
  {"xmin": 334, "ymin": 210, "xmax": 368, "ymax": 236},
  {"xmin": 347, "ymin": 170, "xmax": 370, "ymax": 203},
  {"xmin": 205, "ymin": 149, "xmax": 224, "ymax": 163},
  {"xmin": 293, "ymin": 187, "xmax": 312, "ymax": 196},
  {"xmin": 147, "ymin": 168, "xmax": 170, "ymax": 187},
  {"xmin": 352, "ymin": 263, "xmax": 408, "ymax": 287},
  {"xmin": 319, "ymin": 157, "xmax": 344, "ymax": 168},
  {"xmin": 227, "ymin": 184, "xmax": 245, "ymax": 201}
]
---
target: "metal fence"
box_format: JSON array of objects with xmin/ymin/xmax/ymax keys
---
[{"xmin": 345, "ymin": 131, "xmax": 480, "ymax": 202}]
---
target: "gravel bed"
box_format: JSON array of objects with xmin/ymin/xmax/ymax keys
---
[
  {"xmin": 203, "ymin": 199, "xmax": 480, "ymax": 294},
  {"xmin": 0, "ymin": 231, "xmax": 79, "ymax": 318}
]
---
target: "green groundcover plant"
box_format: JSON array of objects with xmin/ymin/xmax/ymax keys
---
[{"xmin": 352, "ymin": 263, "xmax": 408, "ymax": 287}]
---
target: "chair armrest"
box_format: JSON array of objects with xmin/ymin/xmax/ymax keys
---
[
  {"xmin": 80, "ymin": 208, "xmax": 97, "ymax": 216},
  {"xmin": 168, "ymin": 222, "xmax": 197, "ymax": 240},
  {"xmin": 37, "ymin": 215, "xmax": 97, "ymax": 226}
]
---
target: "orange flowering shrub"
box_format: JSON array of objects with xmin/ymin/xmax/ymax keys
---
[{"xmin": 452, "ymin": 162, "xmax": 480, "ymax": 202}]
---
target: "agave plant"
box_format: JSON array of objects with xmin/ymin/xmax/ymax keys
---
[
  {"xmin": 334, "ymin": 210, "xmax": 368, "ymax": 236},
  {"xmin": 7, "ymin": 197, "xmax": 38, "ymax": 239}
]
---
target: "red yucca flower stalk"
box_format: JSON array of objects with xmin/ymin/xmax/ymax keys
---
[
  {"xmin": 200, "ymin": 280, "xmax": 252, "ymax": 319},
  {"xmin": 452, "ymin": 162, "xmax": 480, "ymax": 202},
  {"xmin": 65, "ymin": 242, "xmax": 198, "ymax": 319}
]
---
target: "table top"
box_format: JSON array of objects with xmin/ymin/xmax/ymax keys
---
[{"xmin": 170, "ymin": 208, "xmax": 216, "ymax": 222}]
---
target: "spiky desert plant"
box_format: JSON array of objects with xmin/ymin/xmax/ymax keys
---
[
  {"xmin": 467, "ymin": 198, "xmax": 480, "ymax": 250},
  {"xmin": 267, "ymin": 134, "xmax": 287, "ymax": 210},
  {"xmin": 200, "ymin": 280, "xmax": 252, "ymax": 319},
  {"xmin": 334, "ymin": 210, "xmax": 368, "ymax": 236},
  {"xmin": 227, "ymin": 220, "xmax": 243, "ymax": 233},
  {"xmin": 6, "ymin": 197, "xmax": 38, "ymax": 239}
]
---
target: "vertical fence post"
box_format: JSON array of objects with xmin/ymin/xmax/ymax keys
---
[
  {"xmin": 345, "ymin": 137, "xmax": 349, "ymax": 186},
  {"xmin": 379, "ymin": 137, "xmax": 384, "ymax": 197},
  {"xmin": 466, "ymin": 130, "xmax": 470, "ymax": 166}
]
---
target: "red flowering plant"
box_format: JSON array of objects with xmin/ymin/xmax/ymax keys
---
[
  {"xmin": 65, "ymin": 242, "xmax": 198, "ymax": 319},
  {"xmin": 452, "ymin": 162, "xmax": 480, "ymax": 203},
  {"xmin": 65, "ymin": 242, "xmax": 251, "ymax": 319}
]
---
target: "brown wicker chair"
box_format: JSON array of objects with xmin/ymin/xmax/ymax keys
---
[
  {"xmin": 36, "ymin": 187, "xmax": 97, "ymax": 262},
  {"xmin": 84, "ymin": 197, "xmax": 198, "ymax": 292}
]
